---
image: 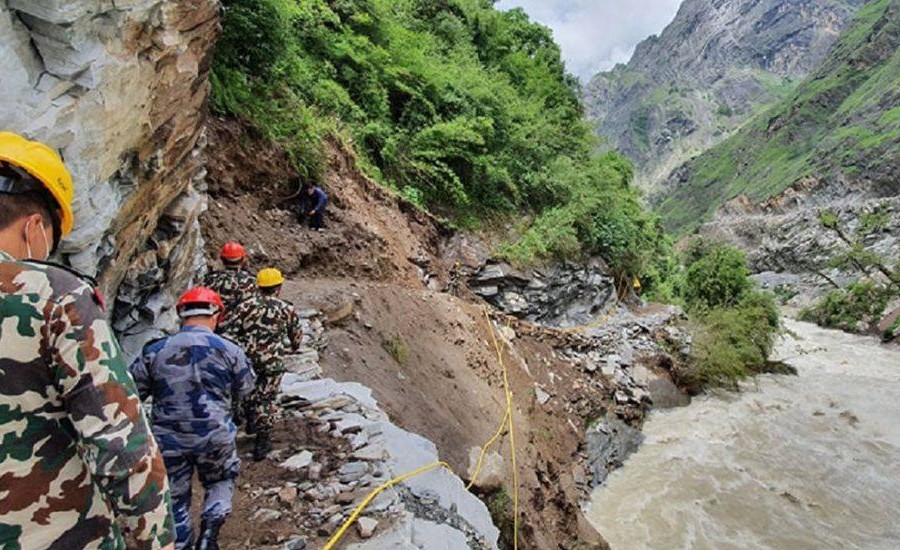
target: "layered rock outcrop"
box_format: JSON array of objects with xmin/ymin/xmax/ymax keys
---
[
  {"xmin": 583, "ymin": 0, "xmax": 864, "ymax": 192},
  {"xmin": 0, "ymin": 0, "xmax": 219, "ymax": 358},
  {"xmin": 468, "ymin": 260, "xmax": 617, "ymax": 327}
]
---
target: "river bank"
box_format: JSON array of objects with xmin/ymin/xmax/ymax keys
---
[{"xmin": 587, "ymin": 319, "xmax": 900, "ymax": 549}]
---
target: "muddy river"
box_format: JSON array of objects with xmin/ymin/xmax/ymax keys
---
[{"xmin": 587, "ymin": 319, "xmax": 900, "ymax": 549}]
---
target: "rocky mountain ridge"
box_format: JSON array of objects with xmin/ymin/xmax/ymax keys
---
[
  {"xmin": 583, "ymin": 0, "xmax": 865, "ymax": 192},
  {"xmin": 658, "ymin": 0, "xmax": 900, "ymax": 304}
]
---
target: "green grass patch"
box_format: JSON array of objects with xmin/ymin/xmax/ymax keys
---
[
  {"xmin": 382, "ymin": 333, "xmax": 410, "ymax": 365},
  {"xmin": 799, "ymin": 280, "xmax": 892, "ymax": 333}
]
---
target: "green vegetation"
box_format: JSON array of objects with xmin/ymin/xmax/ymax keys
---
[
  {"xmin": 484, "ymin": 488, "xmax": 515, "ymax": 549},
  {"xmin": 800, "ymin": 207, "xmax": 900, "ymax": 334},
  {"xmin": 630, "ymin": 106, "xmax": 652, "ymax": 150},
  {"xmin": 799, "ymin": 280, "xmax": 890, "ymax": 333},
  {"xmin": 657, "ymin": 0, "xmax": 900, "ymax": 234},
  {"xmin": 883, "ymin": 315, "xmax": 900, "ymax": 342},
  {"xmin": 212, "ymin": 0, "xmax": 670, "ymax": 285},
  {"xmin": 716, "ymin": 103, "xmax": 733, "ymax": 117},
  {"xmin": 673, "ymin": 240, "xmax": 782, "ymax": 390},
  {"xmin": 681, "ymin": 239, "xmax": 751, "ymax": 311},
  {"xmin": 382, "ymin": 333, "xmax": 409, "ymax": 365}
]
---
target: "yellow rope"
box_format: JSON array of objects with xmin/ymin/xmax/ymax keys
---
[
  {"xmin": 481, "ymin": 309, "xmax": 519, "ymax": 550},
  {"xmin": 465, "ymin": 407, "xmax": 509, "ymax": 491},
  {"xmin": 322, "ymin": 461, "xmax": 452, "ymax": 550},
  {"xmin": 322, "ymin": 308, "xmax": 521, "ymax": 549}
]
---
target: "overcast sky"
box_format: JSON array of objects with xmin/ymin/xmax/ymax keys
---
[{"xmin": 495, "ymin": 0, "xmax": 684, "ymax": 80}]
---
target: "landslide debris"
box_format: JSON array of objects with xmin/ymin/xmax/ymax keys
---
[{"xmin": 201, "ymin": 117, "xmax": 691, "ymax": 549}]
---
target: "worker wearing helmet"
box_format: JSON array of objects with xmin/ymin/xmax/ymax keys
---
[
  {"xmin": 219, "ymin": 268, "xmax": 304, "ymax": 460},
  {"xmin": 202, "ymin": 241, "xmax": 256, "ymax": 311},
  {"xmin": 130, "ymin": 287, "xmax": 255, "ymax": 550},
  {"xmin": 0, "ymin": 131, "xmax": 176, "ymax": 549}
]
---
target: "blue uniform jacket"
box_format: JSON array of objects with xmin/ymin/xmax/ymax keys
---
[
  {"xmin": 309, "ymin": 186, "xmax": 327, "ymax": 212},
  {"xmin": 129, "ymin": 325, "xmax": 256, "ymax": 453}
]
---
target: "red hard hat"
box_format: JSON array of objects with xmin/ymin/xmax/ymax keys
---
[
  {"xmin": 220, "ymin": 241, "xmax": 247, "ymax": 261},
  {"xmin": 176, "ymin": 287, "xmax": 225, "ymax": 319}
]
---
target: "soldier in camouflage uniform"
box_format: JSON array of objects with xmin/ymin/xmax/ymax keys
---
[
  {"xmin": 130, "ymin": 287, "xmax": 255, "ymax": 550},
  {"xmin": 219, "ymin": 268, "xmax": 303, "ymax": 461},
  {"xmin": 0, "ymin": 132, "xmax": 175, "ymax": 549},
  {"xmin": 202, "ymin": 242, "xmax": 256, "ymax": 311}
]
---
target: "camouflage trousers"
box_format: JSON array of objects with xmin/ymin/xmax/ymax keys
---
[
  {"xmin": 245, "ymin": 371, "xmax": 283, "ymax": 435},
  {"xmin": 163, "ymin": 442, "xmax": 240, "ymax": 550}
]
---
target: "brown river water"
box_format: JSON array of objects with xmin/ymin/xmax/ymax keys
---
[{"xmin": 587, "ymin": 320, "xmax": 900, "ymax": 549}]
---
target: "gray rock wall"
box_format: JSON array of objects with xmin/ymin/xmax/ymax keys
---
[
  {"xmin": 0, "ymin": 0, "xmax": 220, "ymax": 359},
  {"xmin": 700, "ymin": 177, "xmax": 900, "ymax": 308},
  {"xmin": 469, "ymin": 260, "xmax": 616, "ymax": 328}
]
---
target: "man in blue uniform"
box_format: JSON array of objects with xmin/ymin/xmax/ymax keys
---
[
  {"xmin": 130, "ymin": 287, "xmax": 256, "ymax": 550},
  {"xmin": 300, "ymin": 184, "xmax": 328, "ymax": 230}
]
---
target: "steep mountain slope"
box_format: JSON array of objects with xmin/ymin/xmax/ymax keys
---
[
  {"xmin": 657, "ymin": 0, "xmax": 900, "ymax": 234},
  {"xmin": 211, "ymin": 0, "xmax": 670, "ymax": 280},
  {"xmin": 583, "ymin": 0, "xmax": 865, "ymax": 191}
]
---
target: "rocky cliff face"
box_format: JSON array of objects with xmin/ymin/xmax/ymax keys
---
[
  {"xmin": 583, "ymin": 0, "xmax": 865, "ymax": 192},
  {"xmin": 0, "ymin": 0, "xmax": 219, "ymax": 358},
  {"xmin": 658, "ymin": 0, "xmax": 900, "ymax": 302}
]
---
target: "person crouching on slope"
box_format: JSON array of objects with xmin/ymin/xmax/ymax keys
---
[
  {"xmin": 219, "ymin": 268, "xmax": 304, "ymax": 461},
  {"xmin": 0, "ymin": 131, "xmax": 176, "ymax": 550},
  {"xmin": 299, "ymin": 184, "xmax": 328, "ymax": 231},
  {"xmin": 203, "ymin": 241, "xmax": 256, "ymax": 311},
  {"xmin": 130, "ymin": 287, "xmax": 255, "ymax": 550}
]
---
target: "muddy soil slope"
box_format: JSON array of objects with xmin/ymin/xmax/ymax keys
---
[{"xmin": 202, "ymin": 117, "xmax": 684, "ymax": 548}]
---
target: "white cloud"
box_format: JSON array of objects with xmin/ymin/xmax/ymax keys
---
[{"xmin": 495, "ymin": 0, "xmax": 683, "ymax": 80}]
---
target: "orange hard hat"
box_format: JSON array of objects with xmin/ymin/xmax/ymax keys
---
[{"xmin": 220, "ymin": 241, "xmax": 247, "ymax": 261}]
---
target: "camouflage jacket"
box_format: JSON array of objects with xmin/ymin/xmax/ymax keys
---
[
  {"xmin": 129, "ymin": 326, "xmax": 256, "ymax": 452},
  {"xmin": 0, "ymin": 250, "xmax": 174, "ymax": 550},
  {"xmin": 202, "ymin": 267, "xmax": 256, "ymax": 311},
  {"xmin": 219, "ymin": 295, "xmax": 304, "ymax": 375}
]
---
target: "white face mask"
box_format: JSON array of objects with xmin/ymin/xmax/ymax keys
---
[{"xmin": 24, "ymin": 219, "xmax": 51, "ymax": 261}]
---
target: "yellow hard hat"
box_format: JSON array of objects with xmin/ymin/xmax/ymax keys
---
[
  {"xmin": 257, "ymin": 267, "xmax": 285, "ymax": 288},
  {"xmin": 0, "ymin": 132, "xmax": 74, "ymax": 235}
]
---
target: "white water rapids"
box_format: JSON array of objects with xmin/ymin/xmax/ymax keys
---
[{"xmin": 587, "ymin": 319, "xmax": 900, "ymax": 549}]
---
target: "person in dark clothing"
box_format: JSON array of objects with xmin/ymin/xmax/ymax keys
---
[{"xmin": 299, "ymin": 185, "xmax": 328, "ymax": 230}]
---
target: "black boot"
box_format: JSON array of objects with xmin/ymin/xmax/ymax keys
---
[
  {"xmin": 243, "ymin": 405, "xmax": 257, "ymax": 435},
  {"xmin": 253, "ymin": 431, "xmax": 272, "ymax": 461},
  {"xmin": 195, "ymin": 517, "xmax": 224, "ymax": 550}
]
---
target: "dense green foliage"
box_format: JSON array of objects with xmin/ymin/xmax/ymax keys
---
[
  {"xmin": 657, "ymin": 0, "xmax": 900, "ymax": 234},
  {"xmin": 685, "ymin": 292, "xmax": 781, "ymax": 390},
  {"xmin": 681, "ymin": 240, "xmax": 751, "ymax": 311},
  {"xmin": 799, "ymin": 280, "xmax": 891, "ymax": 333},
  {"xmin": 211, "ymin": 0, "xmax": 670, "ymax": 282},
  {"xmin": 674, "ymin": 240, "xmax": 781, "ymax": 389}
]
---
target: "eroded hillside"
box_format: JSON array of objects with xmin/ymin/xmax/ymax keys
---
[{"xmin": 200, "ymin": 119, "xmax": 691, "ymax": 549}]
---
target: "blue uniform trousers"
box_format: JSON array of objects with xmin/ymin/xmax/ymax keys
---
[{"xmin": 163, "ymin": 442, "xmax": 240, "ymax": 549}]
